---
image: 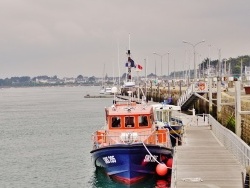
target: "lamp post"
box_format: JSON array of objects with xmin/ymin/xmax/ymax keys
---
[
  {"xmin": 153, "ymin": 52, "xmax": 169, "ymax": 79},
  {"xmin": 183, "ymin": 40, "xmax": 205, "ymax": 82},
  {"xmin": 167, "ymin": 52, "xmax": 170, "ymax": 78}
]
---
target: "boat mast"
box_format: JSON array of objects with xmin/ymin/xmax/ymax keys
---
[
  {"xmin": 127, "ymin": 34, "xmax": 132, "ymax": 83},
  {"xmin": 102, "ymin": 63, "xmax": 105, "ymax": 88}
]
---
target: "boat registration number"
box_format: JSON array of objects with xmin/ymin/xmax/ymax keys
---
[
  {"xmin": 144, "ymin": 154, "xmax": 158, "ymax": 162},
  {"xmin": 103, "ymin": 156, "xmax": 116, "ymax": 164}
]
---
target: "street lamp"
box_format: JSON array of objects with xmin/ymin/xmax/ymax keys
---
[
  {"xmin": 153, "ymin": 52, "xmax": 169, "ymax": 79},
  {"xmin": 183, "ymin": 40, "xmax": 205, "ymax": 82},
  {"xmin": 167, "ymin": 52, "xmax": 170, "ymax": 78}
]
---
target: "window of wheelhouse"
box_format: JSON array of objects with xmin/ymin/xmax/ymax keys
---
[
  {"xmin": 139, "ymin": 115, "xmax": 148, "ymax": 127},
  {"xmin": 156, "ymin": 110, "xmax": 163, "ymax": 122},
  {"xmin": 125, "ymin": 116, "xmax": 134, "ymax": 128},
  {"xmin": 162, "ymin": 110, "xmax": 168, "ymax": 122},
  {"xmin": 111, "ymin": 116, "xmax": 121, "ymax": 128}
]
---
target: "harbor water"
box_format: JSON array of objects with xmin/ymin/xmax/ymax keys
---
[{"xmin": 0, "ymin": 86, "xmax": 170, "ymax": 188}]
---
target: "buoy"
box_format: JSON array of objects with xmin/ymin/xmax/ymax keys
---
[
  {"xmin": 156, "ymin": 179, "xmax": 168, "ymax": 187},
  {"xmin": 166, "ymin": 158, "xmax": 173, "ymax": 168},
  {"xmin": 156, "ymin": 163, "xmax": 168, "ymax": 176}
]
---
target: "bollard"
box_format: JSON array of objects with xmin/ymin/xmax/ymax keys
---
[{"xmin": 192, "ymin": 108, "xmax": 195, "ymax": 116}]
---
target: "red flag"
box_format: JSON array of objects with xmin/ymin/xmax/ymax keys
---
[{"xmin": 137, "ymin": 64, "xmax": 143, "ymax": 70}]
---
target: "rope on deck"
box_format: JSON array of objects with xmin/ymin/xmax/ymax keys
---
[{"xmin": 142, "ymin": 142, "xmax": 172, "ymax": 169}]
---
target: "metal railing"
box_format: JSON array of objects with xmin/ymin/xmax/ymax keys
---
[
  {"xmin": 209, "ymin": 114, "xmax": 250, "ymax": 167},
  {"xmin": 177, "ymin": 84, "xmax": 194, "ymax": 106},
  {"xmin": 177, "ymin": 82, "xmax": 209, "ymax": 107},
  {"xmin": 92, "ymin": 129, "xmax": 172, "ymax": 149}
]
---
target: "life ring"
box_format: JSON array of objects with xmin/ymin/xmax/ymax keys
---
[{"xmin": 198, "ymin": 82, "xmax": 205, "ymax": 91}]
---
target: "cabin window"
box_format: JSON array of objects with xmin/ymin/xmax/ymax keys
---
[
  {"xmin": 139, "ymin": 115, "xmax": 148, "ymax": 126},
  {"xmin": 162, "ymin": 111, "xmax": 168, "ymax": 122},
  {"xmin": 125, "ymin": 116, "xmax": 134, "ymax": 127},
  {"xmin": 111, "ymin": 117, "xmax": 121, "ymax": 127}
]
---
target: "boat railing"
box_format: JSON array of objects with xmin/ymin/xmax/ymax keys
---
[{"xmin": 92, "ymin": 129, "xmax": 172, "ymax": 149}]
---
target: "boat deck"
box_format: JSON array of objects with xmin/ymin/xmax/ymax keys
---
[{"xmin": 172, "ymin": 123, "xmax": 244, "ymax": 188}]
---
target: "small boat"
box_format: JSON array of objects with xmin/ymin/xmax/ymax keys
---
[
  {"xmin": 100, "ymin": 86, "xmax": 112, "ymax": 95},
  {"xmin": 90, "ymin": 46, "xmax": 173, "ymax": 185},
  {"xmin": 152, "ymin": 101, "xmax": 183, "ymax": 146},
  {"xmin": 123, "ymin": 81, "xmax": 136, "ymax": 88},
  {"xmin": 99, "ymin": 87, "xmax": 105, "ymax": 94},
  {"xmin": 104, "ymin": 87, "xmax": 112, "ymax": 95}
]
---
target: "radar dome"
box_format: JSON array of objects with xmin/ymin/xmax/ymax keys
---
[{"xmin": 111, "ymin": 87, "xmax": 118, "ymax": 93}]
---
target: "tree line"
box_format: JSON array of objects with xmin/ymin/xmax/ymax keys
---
[{"xmin": 1, "ymin": 55, "xmax": 249, "ymax": 87}]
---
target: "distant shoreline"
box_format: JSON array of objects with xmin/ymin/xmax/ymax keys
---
[{"xmin": 0, "ymin": 83, "xmax": 102, "ymax": 89}]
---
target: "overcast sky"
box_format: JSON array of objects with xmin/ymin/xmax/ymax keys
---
[{"xmin": 0, "ymin": 0, "xmax": 250, "ymax": 79}]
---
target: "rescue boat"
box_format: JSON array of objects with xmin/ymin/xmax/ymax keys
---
[{"xmin": 90, "ymin": 91, "xmax": 173, "ymax": 184}]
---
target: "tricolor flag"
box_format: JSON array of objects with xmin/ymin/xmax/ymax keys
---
[{"xmin": 125, "ymin": 57, "xmax": 136, "ymax": 68}]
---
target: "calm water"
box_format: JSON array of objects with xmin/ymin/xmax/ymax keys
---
[{"xmin": 0, "ymin": 86, "xmax": 169, "ymax": 188}]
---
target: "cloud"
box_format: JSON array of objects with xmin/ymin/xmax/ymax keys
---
[{"xmin": 0, "ymin": 0, "xmax": 250, "ymax": 78}]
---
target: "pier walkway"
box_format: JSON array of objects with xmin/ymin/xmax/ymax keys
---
[{"xmin": 171, "ymin": 114, "xmax": 248, "ymax": 188}]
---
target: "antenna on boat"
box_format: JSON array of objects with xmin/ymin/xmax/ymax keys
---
[
  {"xmin": 127, "ymin": 90, "xmax": 132, "ymax": 105},
  {"xmin": 112, "ymin": 86, "xmax": 118, "ymax": 104}
]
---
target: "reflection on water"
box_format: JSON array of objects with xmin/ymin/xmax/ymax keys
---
[{"xmin": 90, "ymin": 169, "xmax": 171, "ymax": 188}]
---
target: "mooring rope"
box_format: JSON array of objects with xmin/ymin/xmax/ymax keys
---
[
  {"xmin": 142, "ymin": 142, "xmax": 172, "ymax": 169},
  {"xmin": 168, "ymin": 125, "xmax": 184, "ymax": 144}
]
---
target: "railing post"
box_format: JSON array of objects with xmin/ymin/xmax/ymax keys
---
[
  {"xmin": 244, "ymin": 167, "xmax": 250, "ymax": 188},
  {"xmin": 209, "ymin": 77, "xmax": 213, "ymax": 115},
  {"xmin": 235, "ymin": 81, "xmax": 242, "ymax": 137}
]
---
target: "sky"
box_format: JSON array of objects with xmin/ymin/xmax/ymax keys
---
[{"xmin": 0, "ymin": 0, "xmax": 250, "ymax": 79}]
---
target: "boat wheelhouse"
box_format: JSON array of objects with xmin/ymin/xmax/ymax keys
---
[{"xmin": 152, "ymin": 103, "xmax": 183, "ymax": 146}]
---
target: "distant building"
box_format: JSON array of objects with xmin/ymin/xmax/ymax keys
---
[
  {"xmin": 36, "ymin": 78, "xmax": 48, "ymax": 83},
  {"xmin": 63, "ymin": 77, "xmax": 76, "ymax": 83}
]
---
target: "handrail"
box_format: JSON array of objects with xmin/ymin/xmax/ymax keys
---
[
  {"xmin": 92, "ymin": 129, "xmax": 172, "ymax": 149},
  {"xmin": 177, "ymin": 83, "xmax": 194, "ymax": 106},
  {"xmin": 209, "ymin": 115, "xmax": 250, "ymax": 167},
  {"xmin": 177, "ymin": 82, "xmax": 209, "ymax": 107}
]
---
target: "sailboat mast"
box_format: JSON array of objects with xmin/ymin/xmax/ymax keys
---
[{"xmin": 102, "ymin": 63, "xmax": 105, "ymax": 88}]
